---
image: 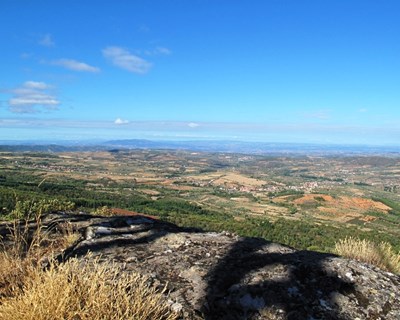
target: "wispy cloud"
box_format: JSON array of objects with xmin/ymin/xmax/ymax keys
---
[
  {"xmin": 188, "ymin": 122, "xmax": 200, "ymax": 128},
  {"xmin": 145, "ymin": 46, "xmax": 172, "ymax": 56},
  {"xmin": 38, "ymin": 34, "xmax": 54, "ymax": 47},
  {"xmin": 114, "ymin": 118, "xmax": 129, "ymax": 125},
  {"xmin": 50, "ymin": 59, "xmax": 100, "ymax": 73},
  {"xmin": 23, "ymin": 81, "xmax": 49, "ymax": 90},
  {"xmin": 102, "ymin": 46, "xmax": 152, "ymax": 74},
  {"xmin": 155, "ymin": 46, "xmax": 171, "ymax": 55},
  {"xmin": 6, "ymin": 81, "xmax": 60, "ymax": 113}
]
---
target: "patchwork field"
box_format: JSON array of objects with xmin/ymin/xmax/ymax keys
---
[{"xmin": 1, "ymin": 149, "xmax": 400, "ymax": 251}]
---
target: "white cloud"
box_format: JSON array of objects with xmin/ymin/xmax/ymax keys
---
[
  {"xmin": 7, "ymin": 81, "xmax": 60, "ymax": 113},
  {"xmin": 102, "ymin": 46, "xmax": 152, "ymax": 74},
  {"xmin": 145, "ymin": 46, "xmax": 172, "ymax": 56},
  {"xmin": 188, "ymin": 122, "xmax": 200, "ymax": 128},
  {"xmin": 154, "ymin": 46, "xmax": 171, "ymax": 55},
  {"xmin": 114, "ymin": 118, "xmax": 129, "ymax": 125},
  {"xmin": 358, "ymin": 108, "xmax": 368, "ymax": 113},
  {"xmin": 51, "ymin": 59, "xmax": 100, "ymax": 73},
  {"xmin": 39, "ymin": 34, "xmax": 54, "ymax": 47},
  {"xmin": 23, "ymin": 81, "xmax": 50, "ymax": 90}
]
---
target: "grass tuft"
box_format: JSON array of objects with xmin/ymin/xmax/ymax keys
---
[
  {"xmin": 0, "ymin": 212, "xmax": 79, "ymax": 299},
  {"xmin": 0, "ymin": 203, "xmax": 178, "ymax": 320},
  {"xmin": 0, "ymin": 256, "xmax": 178, "ymax": 320},
  {"xmin": 335, "ymin": 237, "xmax": 400, "ymax": 273},
  {"xmin": 0, "ymin": 251, "xmax": 37, "ymax": 299}
]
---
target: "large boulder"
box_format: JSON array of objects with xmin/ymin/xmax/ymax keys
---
[{"xmin": 4, "ymin": 213, "xmax": 400, "ymax": 319}]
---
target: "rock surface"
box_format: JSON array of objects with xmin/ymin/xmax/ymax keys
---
[{"xmin": 2, "ymin": 212, "xmax": 400, "ymax": 319}]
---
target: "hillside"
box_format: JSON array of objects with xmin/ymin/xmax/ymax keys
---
[
  {"xmin": 1, "ymin": 212, "xmax": 399, "ymax": 319},
  {"xmin": 1, "ymin": 150, "xmax": 400, "ymax": 253}
]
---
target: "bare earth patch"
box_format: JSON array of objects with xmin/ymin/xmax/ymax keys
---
[{"xmin": 290, "ymin": 194, "xmax": 391, "ymax": 222}]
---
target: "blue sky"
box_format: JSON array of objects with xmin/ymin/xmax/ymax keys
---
[{"xmin": 0, "ymin": 0, "xmax": 399, "ymax": 145}]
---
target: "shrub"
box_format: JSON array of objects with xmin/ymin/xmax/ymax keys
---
[
  {"xmin": 9, "ymin": 199, "xmax": 75, "ymax": 220},
  {"xmin": 93, "ymin": 205, "xmax": 113, "ymax": 216},
  {"xmin": 335, "ymin": 237, "xmax": 400, "ymax": 273}
]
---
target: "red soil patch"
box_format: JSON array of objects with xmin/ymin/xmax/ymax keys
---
[
  {"xmin": 293, "ymin": 194, "xmax": 390, "ymax": 212},
  {"xmin": 110, "ymin": 208, "xmax": 159, "ymax": 220}
]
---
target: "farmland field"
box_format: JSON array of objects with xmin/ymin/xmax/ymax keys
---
[{"xmin": 1, "ymin": 148, "xmax": 400, "ymax": 252}]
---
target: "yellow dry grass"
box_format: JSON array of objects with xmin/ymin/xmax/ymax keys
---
[
  {"xmin": 335, "ymin": 237, "xmax": 400, "ymax": 273},
  {"xmin": 0, "ymin": 252, "xmax": 36, "ymax": 299},
  {"xmin": 212, "ymin": 173, "xmax": 265, "ymax": 187},
  {"xmin": 0, "ymin": 257, "xmax": 178, "ymax": 320},
  {"xmin": 0, "ymin": 218, "xmax": 80, "ymax": 299},
  {"xmin": 0, "ymin": 214, "xmax": 177, "ymax": 320}
]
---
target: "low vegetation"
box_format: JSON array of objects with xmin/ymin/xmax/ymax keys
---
[
  {"xmin": 335, "ymin": 237, "xmax": 400, "ymax": 273},
  {"xmin": 0, "ymin": 257, "xmax": 178, "ymax": 320},
  {"xmin": 0, "ymin": 190, "xmax": 399, "ymax": 320},
  {"xmin": 0, "ymin": 202, "xmax": 79, "ymax": 299},
  {"xmin": 0, "ymin": 202, "xmax": 177, "ymax": 320},
  {"xmin": 1, "ymin": 150, "xmax": 400, "ymax": 262}
]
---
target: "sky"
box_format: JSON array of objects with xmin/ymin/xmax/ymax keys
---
[{"xmin": 0, "ymin": 0, "xmax": 399, "ymax": 145}]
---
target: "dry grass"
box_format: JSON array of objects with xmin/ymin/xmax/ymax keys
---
[
  {"xmin": 0, "ymin": 215, "xmax": 79, "ymax": 299},
  {"xmin": 0, "ymin": 251, "xmax": 37, "ymax": 299},
  {"xmin": 0, "ymin": 209, "xmax": 177, "ymax": 320},
  {"xmin": 0, "ymin": 257, "xmax": 178, "ymax": 320},
  {"xmin": 335, "ymin": 237, "xmax": 400, "ymax": 273}
]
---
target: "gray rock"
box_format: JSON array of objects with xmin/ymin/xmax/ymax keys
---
[{"xmin": 3, "ymin": 212, "xmax": 399, "ymax": 320}]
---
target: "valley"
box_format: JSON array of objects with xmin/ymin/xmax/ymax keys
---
[{"xmin": 1, "ymin": 148, "xmax": 400, "ymax": 252}]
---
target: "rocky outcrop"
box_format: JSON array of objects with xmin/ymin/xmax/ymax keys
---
[{"xmin": 2, "ymin": 212, "xmax": 400, "ymax": 319}]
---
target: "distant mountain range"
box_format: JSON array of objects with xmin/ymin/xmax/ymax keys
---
[{"xmin": 0, "ymin": 139, "xmax": 399, "ymax": 156}]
